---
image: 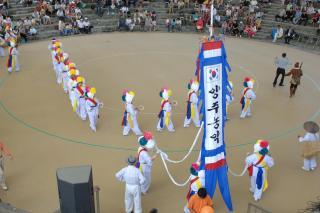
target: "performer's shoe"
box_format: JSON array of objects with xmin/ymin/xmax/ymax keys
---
[
  {"xmin": 184, "ymin": 125, "xmax": 190, "ymax": 128},
  {"xmin": 302, "ymin": 166, "xmax": 310, "ymax": 171},
  {"xmin": 157, "ymin": 128, "xmax": 163, "ymax": 132},
  {"xmin": 1, "ymin": 184, "xmax": 8, "ymax": 191},
  {"xmin": 168, "ymin": 129, "xmax": 175, "ymax": 132},
  {"xmin": 279, "ymin": 84, "xmax": 285, "ymax": 86},
  {"xmin": 273, "ymin": 83, "xmax": 276, "ymax": 87}
]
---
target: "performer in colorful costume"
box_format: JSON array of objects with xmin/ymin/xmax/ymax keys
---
[
  {"xmin": 85, "ymin": 87, "xmax": 100, "ymax": 132},
  {"xmin": 61, "ymin": 56, "xmax": 73, "ymax": 93},
  {"xmin": 245, "ymin": 140, "xmax": 274, "ymax": 201},
  {"xmin": 7, "ymin": 41, "xmax": 19, "ymax": 73},
  {"xmin": 49, "ymin": 38, "xmax": 57, "ymax": 69},
  {"xmin": 226, "ymin": 81, "xmax": 234, "ymax": 120},
  {"xmin": 184, "ymin": 162, "xmax": 205, "ymax": 213},
  {"xmin": 240, "ymin": 77, "xmax": 256, "ymax": 118},
  {"xmin": 137, "ymin": 132, "xmax": 157, "ymax": 194},
  {"xmin": 157, "ymin": 88, "xmax": 175, "ymax": 132},
  {"xmin": 298, "ymin": 121, "xmax": 320, "ymax": 171},
  {"xmin": 75, "ymin": 76, "xmax": 87, "ymax": 120},
  {"xmin": 53, "ymin": 48, "xmax": 64, "ymax": 84},
  {"xmin": 68, "ymin": 69, "xmax": 80, "ymax": 106},
  {"xmin": 121, "ymin": 90, "xmax": 143, "ymax": 136},
  {"xmin": 184, "ymin": 80, "xmax": 200, "ymax": 128}
]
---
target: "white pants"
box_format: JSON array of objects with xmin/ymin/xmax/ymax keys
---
[
  {"xmin": 250, "ymin": 173, "xmax": 265, "ymax": 201},
  {"xmin": 8, "ymin": 55, "xmax": 20, "ymax": 72},
  {"xmin": 141, "ymin": 167, "xmax": 151, "ymax": 194},
  {"xmin": 77, "ymin": 98, "xmax": 87, "ymax": 121},
  {"xmin": 62, "ymin": 73, "xmax": 69, "ymax": 93},
  {"xmin": 183, "ymin": 113, "xmax": 200, "ymax": 128},
  {"xmin": 157, "ymin": 118, "xmax": 175, "ymax": 132},
  {"xmin": 55, "ymin": 63, "xmax": 63, "ymax": 84},
  {"xmin": 0, "ymin": 47, "xmax": 5, "ymax": 57},
  {"xmin": 70, "ymin": 90, "xmax": 76, "ymax": 109},
  {"xmin": 303, "ymin": 157, "xmax": 317, "ymax": 170},
  {"xmin": 123, "ymin": 118, "xmax": 142, "ymax": 136},
  {"xmin": 125, "ymin": 184, "xmax": 142, "ymax": 213},
  {"xmin": 240, "ymin": 105, "xmax": 251, "ymax": 118},
  {"xmin": 0, "ymin": 158, "xmax": 5, "ymax": 186},
  {"xmin": 87, "ymin": 108, "xmax": 98, "ymax": 132}
]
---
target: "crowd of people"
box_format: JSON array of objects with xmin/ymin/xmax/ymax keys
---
[
  {"xmin": 118, "ymin": 8, "xmax": 157, "ymax": 31},
  {"xmin": 273, "ymin": 0, "xmax": 320, "ymax": 41},
  {"xmin": 48, "ymin": 38, "xmax": 102, "ymax": 132}
]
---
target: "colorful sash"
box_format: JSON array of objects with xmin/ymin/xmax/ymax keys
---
[
  {"xmin": 121, "ymin": 109, "xmax": 133, "ymax": 128},
  {"xmin": 135, "ymin": 147, "xmax": 147, "ymax": 174},
  {"xmin": 186, "ymin": 91, "xmax": 195, "ymax": 119},
  {"xmin": 248, "ymin": 154, "xmax": 269, "ymax": 192},
  {"xmin": 7, "ymin": 48, "xmax": 14, "ymax": 69},
  {"xmin": 158, "ymin": 100, "xmax": 169, "ymax": 128},
  {"xmin": 87, "ymin": 97, "xmax": 97, "ymax": 106},
  {"xmin": 240, "ymin": 88, "xmax": 250, "ymax": 110},
  {"xmin": 76, "ymin": 86, "xmax": 84, "ymax": 96},
  {"xmin": 186, "ymin": 176, "xmax": 203, "ymax": 200}
]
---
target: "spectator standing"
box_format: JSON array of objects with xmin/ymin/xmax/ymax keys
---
[
  {"xmin": 115, "ymin": 156, "xmax": 145, "ymax": 213},
  {"xmin": 273, "ymin": 53, "xmax": 290, "ymax": 87}
]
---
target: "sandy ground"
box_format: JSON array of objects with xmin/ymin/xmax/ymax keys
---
[{"xmin": 0, "ymin": 32, "xmax": 319, "ymax": 213}]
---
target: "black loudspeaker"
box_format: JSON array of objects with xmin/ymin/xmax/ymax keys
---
[{"xmin": 56, "ymin": 165, "xmax": 95, "ymax": 213}]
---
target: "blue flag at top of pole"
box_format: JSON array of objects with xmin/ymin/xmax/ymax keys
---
[{"xmin": 197, "ymin": 40, "xmax": 233, "ymax": 211}]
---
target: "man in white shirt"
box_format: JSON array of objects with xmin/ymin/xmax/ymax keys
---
[
  {"xmin": 116, "ymin": 156, "xmax": 145, "ymax": 213},
  {"xmin": 77, "ymin": 18, "xmax": 85, "ymax": 33},
  {"xmin": 83, "ymin": 17, "xmax": 92, "ymax": 33}
]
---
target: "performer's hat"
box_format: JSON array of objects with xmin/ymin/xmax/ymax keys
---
[
  {"xmin": 69, "ymin": 69, "xmax": 76, "ymax": 76},
  {"xmin": 294, "ymin": 62, "xmax": 300, "ymax": 68},
  {"xmin": 159, "ymin": 87, "xmax": 172, "ymax": 100},
  {"xmin": 85, "ymin": 86, "xmax": 91, "ymax": 93},
  {"xmin": 138, "ymin": 132, "xmax": 156, "ymax": 150},
  {"xmin": 254, "ymin": 140, "xmax": 270, "ymax": 155},
  {"xmin": 76, "ymin": 76, "xmax": 84, "ymax": 83},
  {"xmin": 127, "ymin": 155, "xmax": 137, "ymax": 165},
  {"xmin": 190, "ymin": 162, "xmax": 200, "ymax": 176},
  {"xmin": 69, "ymin": 62, "xmax": 76, "ymax": 69},
  {"xmin": 90, "ymin": 87, "xmax": 96, "ymax": 95},
  {"xmin": 122, "ymin": 90, "xmax": 135, "ymax": 102},
  {"xmin": 63, "ymin": 53, "xmax": 69, "ymax": 60},
  {"xmin": 244, "ymin": 77, "xmax": 254, "ymax": 89},
  {"xmin": 188, "ymin": 79, "xmax": 199, "ymax": 91},
  {"xmin": 303, "ymin": 121, "xmax": 319, "ymax": 133}
]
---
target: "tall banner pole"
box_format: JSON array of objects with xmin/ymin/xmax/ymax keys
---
[
  {"xmin": 210, "ymin": 1, "xmax": 214, "ymax": 38},
  {"xmin": 198, "ymin": 40, "xmax": 233, "ymax": 211}
]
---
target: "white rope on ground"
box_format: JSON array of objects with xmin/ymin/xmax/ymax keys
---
[
  {"xmin": 156, "ymin": 122, "xmax": 204, "ymax": 164},
  {"xmin": 228, "ymin": 164, "xmax": 248, "ymax": 177},
  {"xmin": 160, "ymin": 151, "xmax": 191, "ymax": 186}
]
